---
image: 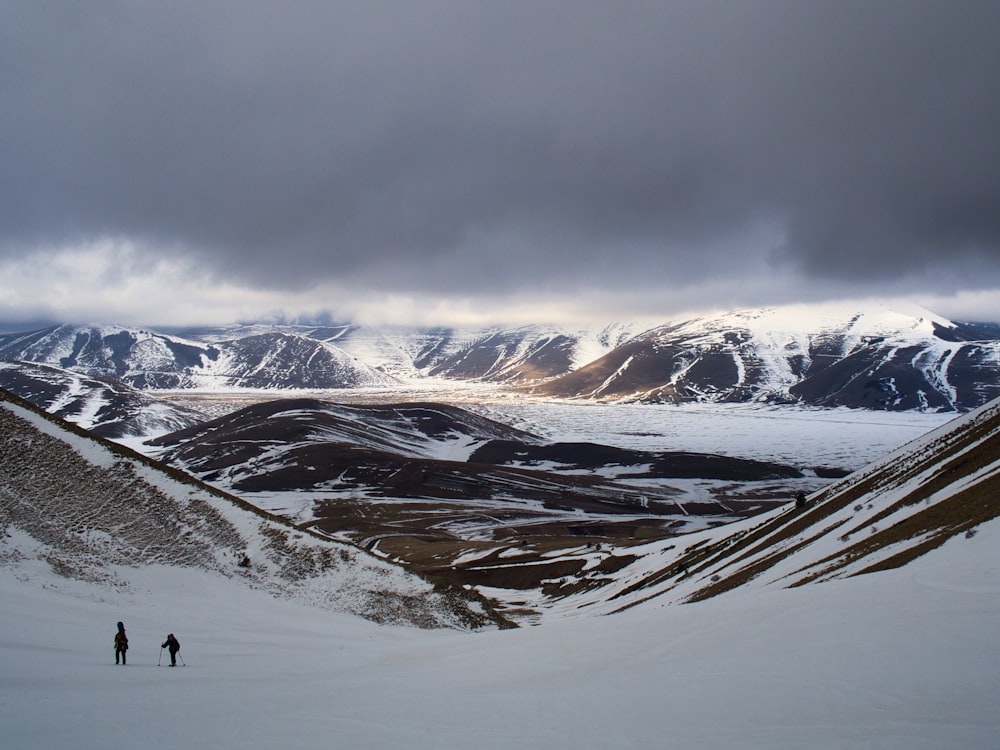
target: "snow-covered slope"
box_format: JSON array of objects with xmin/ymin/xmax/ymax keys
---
[
  {"xmin": 296, "ymin": 321, "xmax": 654, "ymax": 381},
  {"xmin": 0, "ymin": 324, "xmax": 396, "ymax": 390},
  {"xmin": 186, "ymin": 331, "xmax": 397, "ymax": 390},
  {"xmin": 676, "ymin": 394, "xmax": 1000, "ymax": 600},
  {"xmin": 2, "ymin": 515, "xmax": 997, "ymax": 750},
  {"xmin": 148, "ymin": 398, "xmax": 543, "ymax": 465},
  {"xmin": 0, "ymin": 323, "xmax": 209, "ymax": 387},
  {"xmin": 0, "ymin": 360, "xmax": 205, "ymax": 438},
  {"xmin": 417, "ymin": 323, "xmax": 654, "ymax": 382}
]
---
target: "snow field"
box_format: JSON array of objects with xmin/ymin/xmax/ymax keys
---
[
  {"xmin": 469, "ymin": 400, "xmax": 951, "ymax": 469},
  {"xmin": 3, "ymin": 520, "xmax": 999, "ymax": 750}
]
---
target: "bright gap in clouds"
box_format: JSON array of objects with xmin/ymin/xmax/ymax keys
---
[
  {"xmin": 0, "ymin": 236, "xmax": 997, "ymax": 330},
  {"xmin": 0, "ymin": 239, "xmax": 304, "ymax": 329}
]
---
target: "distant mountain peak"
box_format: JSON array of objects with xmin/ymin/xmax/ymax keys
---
[{"xmin": 532, "ymin": 302, "xmax": 1000, "ymax": 411}]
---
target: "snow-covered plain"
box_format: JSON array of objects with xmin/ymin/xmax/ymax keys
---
[
  {"xmin": 3, "ymin": 518, "xmax": 998, "ymax": 750},
  {"xmin": 467, "ymin": 400, "xmax": 951, "ymax": 469}
]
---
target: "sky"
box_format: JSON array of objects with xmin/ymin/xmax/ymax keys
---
[{"xmin": 1, "ymin": 1, "xmax": 999, "ymax": 329}]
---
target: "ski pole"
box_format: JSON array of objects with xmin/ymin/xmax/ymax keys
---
[
  {"xmin": 158, "ymin": 647, "xmax": 163, "ymax": 667},
  {"xmin": 178, "ymin": 653, "xmax": 186, "ymax": 667}
]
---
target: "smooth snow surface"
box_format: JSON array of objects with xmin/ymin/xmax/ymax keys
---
[
  {"xmin": 470, "ymin": 400, "xmax": 950, "ymax": 469},
  {"xmin": 3, "ymin": 519, "xmax": 999, "ymax": 750}
]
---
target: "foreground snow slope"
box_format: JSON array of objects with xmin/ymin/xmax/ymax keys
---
[{"xmin": 2, "ymin": 519, "xmax": 998, "ymax": 750}]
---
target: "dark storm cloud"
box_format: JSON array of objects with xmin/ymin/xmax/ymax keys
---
[{"xmin": 2, "ymin": 0, "xmax": 999, "ymax": 302}]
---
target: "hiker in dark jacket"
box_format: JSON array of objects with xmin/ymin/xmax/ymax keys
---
[
  {"xmin": 162, "ymin": 633, "xmax": 181, "ymax": 666},
  {"xmin": 114, "ymin": 622, "xmax": 128, "ymax": 665}
]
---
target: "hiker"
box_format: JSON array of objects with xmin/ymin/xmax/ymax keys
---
[
  {"xmin": 114, "ymin": 622, "xmax": 128, "ymax": 665},
  {"xmin": 795, "ymin": 491, "xmax": 808, "ymax": 509},
  {"xmin": 162, "ymin": 633, "xmax": 181, "ymax": 666}
]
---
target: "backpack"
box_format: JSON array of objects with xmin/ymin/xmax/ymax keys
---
[{"xmin": 115, "ymin": 631, "xmax": 128, "ymax": 650}]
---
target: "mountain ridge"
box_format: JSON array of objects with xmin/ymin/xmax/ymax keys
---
[
  {"xmin": 1, "ymin": 300, "xmax": 998, "ymax": 410},
  {"xmin": 531, "ymin": 302, "xmax": 1000, "ymax": 410},
  {"xmin": 0, "ymin": 360, "xmax": 206, "ymax": 438}
]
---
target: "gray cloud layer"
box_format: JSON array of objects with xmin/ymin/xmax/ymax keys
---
[{"xmin": 2, "ymin": 1, "xmax": 999, "ymax": 319}]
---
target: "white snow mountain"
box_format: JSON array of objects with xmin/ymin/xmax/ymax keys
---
[
  {"xmin": 1, "ymin": 300, "xmax": 998, "ymax": 409},
  {"xmin": 0, "ymin": 323, "xmax": 397, "ymax": 390},
  {"xmin": 533, "ymin": 301, "xmax": 1000, "ymax": 410},
  {"xmin": 0, "ymin": 360, "xmax": 206, "ymax": 438}
]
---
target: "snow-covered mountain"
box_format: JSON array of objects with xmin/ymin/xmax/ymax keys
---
[
  {"xmin": 533, "ymin": 301, "xmax": 1000, "ymax": 410},
  {"xmin": 0, "ymin": 360, "xmax": 206, "ymax": 438},
  {"xmin": 0, "ymin": 324, "xmax": 397, "ymax": 390},
  {"xmin": 0, "ymin": 320, "xmax": 653, "ymax": 386},
  {"xmin": 2, "ymin": 302, "xmax": 998, "ymax": 410},
  {"xmin": 202, "ymin": 321, "xmax": 649, "ymax": 381},
  {"xmin": 412, "ymin": 323, "xmax": 651, "ymax": 382}
]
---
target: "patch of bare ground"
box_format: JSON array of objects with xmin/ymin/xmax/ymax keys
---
[
  {"xmin": 305, "ymin": 486, "xmax": 736, "ymax": 598},
  {"xmin": 303, "ymin": 479, "xmax": 765, "ymax": 612},
  {"xmin": 542, "ymin": 553, "xmax": 640, "ymax": 598},
  {"xmin": 370, "ymin": 532, "xmax": 630, "ymax": 591}
]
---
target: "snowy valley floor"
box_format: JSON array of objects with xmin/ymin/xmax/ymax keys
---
[{"xmin": 3, "ymin": 517, "xmax": 999, "ymax": 750}]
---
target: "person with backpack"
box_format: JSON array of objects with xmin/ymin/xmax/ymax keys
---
[
  {"xmin": 161, "ymin": 633, "xmax": 181, "ymax": 666},
  {"xmin": 114, "ymin": 622, "xmax": 128, "ymax": 665}
]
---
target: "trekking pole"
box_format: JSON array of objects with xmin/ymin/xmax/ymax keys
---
[
  {"xmin": 179, "ymin": 653, "xmax": 186, "ymax": 667},
  {"xmin": 158, "ymin": 647, "xmax": 163, "ymax": 667}
]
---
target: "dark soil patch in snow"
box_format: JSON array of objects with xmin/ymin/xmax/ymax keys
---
[{"xmin": 471, "ymin": 440, "xmax": 802, "ymax": 480}]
